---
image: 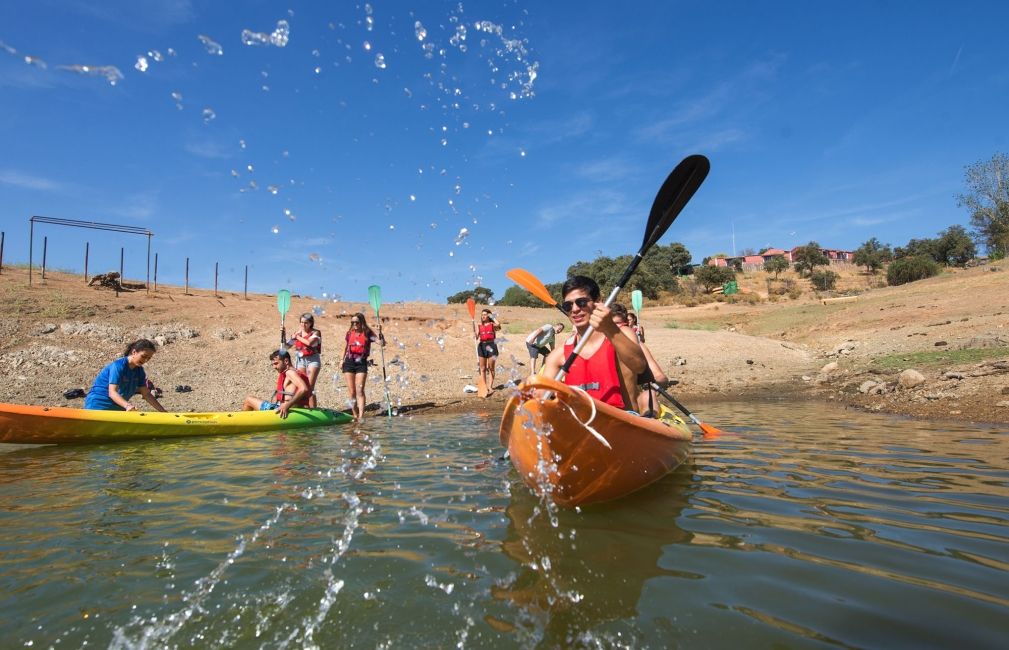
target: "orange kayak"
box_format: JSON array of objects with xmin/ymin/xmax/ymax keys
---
[{"xmin": 499, "ymin": 376, "xmax": 692, "ymax": 507}]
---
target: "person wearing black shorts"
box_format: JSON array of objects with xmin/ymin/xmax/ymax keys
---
[
  {"xmin": 342, "ymin": 312, "xmax": 384, "ymax": 420},
  {"xmin": 475, "ymin": 309, "xmax": 501, "ymax": 394}
]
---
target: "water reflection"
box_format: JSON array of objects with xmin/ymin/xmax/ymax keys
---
[{"xmin": 496, "ymin": 467, "xmax": 694, "ymax": 646}]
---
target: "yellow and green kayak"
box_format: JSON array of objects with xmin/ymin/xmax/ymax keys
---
[{"xmin": 0, "ymin": 403, "xmax": 352, "ymax": 445}]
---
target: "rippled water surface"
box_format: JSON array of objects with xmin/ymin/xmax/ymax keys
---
[{"xmin": 1, "ymin": 403, "xmax": 1008, "ymax": 648}]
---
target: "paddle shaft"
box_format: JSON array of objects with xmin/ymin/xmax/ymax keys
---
[
  {"xmin": 648, "ymin": 382, "xmax": 704, "ymax": 428},
  {"xmin": 376, "ymin": 318, "xmax": 392, "ymax": 417}
]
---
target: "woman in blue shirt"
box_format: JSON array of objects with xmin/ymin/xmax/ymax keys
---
[{"xmin": 84, "ymin": 339, "xmax": 167, "ymax": 412}]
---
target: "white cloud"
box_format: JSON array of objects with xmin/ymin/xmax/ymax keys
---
[{"xmin": 0, "ymin": 169, "xmax": 65, "ymax": 191}]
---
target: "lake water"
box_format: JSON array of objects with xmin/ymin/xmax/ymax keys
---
[{"xmin": 1, "ymin": 402, "xmax": 1007, "ymax": 648}]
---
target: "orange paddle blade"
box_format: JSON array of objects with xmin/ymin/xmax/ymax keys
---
[
  {"xmin": 699, "ymin": 422, "xmax": 724, "ymax": 440},
  {"xmin": 506, "ymin": 268, "xmax": 557, "ymax": 306},
  {"xmin": 466, "ymin": 296, "xmax": 476, "ymax": 319}
]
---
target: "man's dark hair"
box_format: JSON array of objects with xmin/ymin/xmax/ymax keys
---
[
  {"xmin": 269, "ymin": 349, "xmax": 292, "ymax": 362},
  {"xmin": 611, "ymin": 303, "xmax": 628, "ymax": 317},
  {"xmin": 123, "ymin": 339, "xmax": 157, "ymax": 358},
  {"xmin": 561, "ymin": 275, "xmax": 600, "ymax": 300}
]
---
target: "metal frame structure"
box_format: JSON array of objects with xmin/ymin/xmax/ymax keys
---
[{"xmin": 28, "ymin": 216, "xmax": 153, "ymax": 292}]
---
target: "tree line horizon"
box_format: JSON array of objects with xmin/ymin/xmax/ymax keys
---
[{"xmin": 448, "ymin": 152, "xmax": 1009, "ymax": 305}]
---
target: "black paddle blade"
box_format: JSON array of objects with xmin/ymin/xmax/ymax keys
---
[{"xmin": 641, "ymin": 154, "xmax": 710, "ymax": 252}]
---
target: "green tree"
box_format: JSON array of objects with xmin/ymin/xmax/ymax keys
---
[
  {"xmin": 694, "ymin": 264, "xmax": 736, "ymax": 291},
  {"xmin": 810, "ymin": 269, "xmax": 839, "ymax": 290},
  {"xmin": 958, "ymin": 153, "xmax": 1009, "ymax": 258},
  {"xmin": 792, "ymin": 241, "xmax": 829, "ymax": 277},
  {"xmin": 764, "ymin": 256, "xmax": 789, "ymax": 279},
  {"xmin": 853, "ymin": 237, "xmax": 891, "ymax": 274},
  {"xmin": 446, "ymin": 286, "xmax": 494, "ymax": 304},
  {"xmin": 667, "ymin": 243, "xmax": 693, "ymax": 275},
  {"xmin": 895, "ymin": 237, "xmax": 938, "ymax": 261},
  {"xmin": 935, "ymin": 225, "xmax": 977, "ymax": 267},
  {"xmin": 496, "ymin": 282, "xmax": 563, "ymax": 307},
  {"xmin": 887, "ymin": 256, "xmax": 940, "ymax": 286}
]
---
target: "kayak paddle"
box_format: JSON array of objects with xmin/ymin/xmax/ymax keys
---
[
  {"xmin": 506, "ymin": 255, "xmax": 726, "ymax": 440},
  {"xmin": 467, "ymin": 297, "xmax": 488, "ymax": 398},
  {"xmin": 556, "ymin": 154, "xmax": 710, "ymax": 382},
  {"xmin": 368, "ymin": 284, "xmax": 393, "ymax": 417},
  {"xmin": 505, "ymin": 268, "xmax": 568, "ymax": 319},
  {"xmin": 648, "ymin": 382, "xmax": 723, "ymax": 440},
  {"xmin": 630, "ymin": 289, "xmax": 644, "ymax": 341},
  {"xmin": 277, "ymin": 289, "xmax": 291, "ymax": 347}
]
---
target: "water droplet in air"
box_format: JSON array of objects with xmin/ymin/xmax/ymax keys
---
[
  {"xmin": 246, "ymin": 164, "xmax": 254, "ymax": 172},
  {"xmin": 134, "ymin": 56, "xmax": 149, "ymax": 72},
  {"xmin": 271, "ymin": 226, "xmax": 280, "ymax": 234},
  {"xmin": 241, "ymin": 20, "xmax": 290, "ymax": 47},
  {"xmin": 415, "ymin": 21, "xmax": 427, "ymax": 41},
  {"xmin": 389, "ymin": 224, "xmax": 395, "ymax": 230},
  {"xmin": 230, "ymin": 169, "xmax": 239, "ymax": 178},
  {"xmin": 284, "ymin": 208, "xmax": 296, "ymax": 221},
  {"xmin": 267, "ymin": 185, "xmax": 279, "ymax": 195},
  {"xmin": 239, "ymin": 139, "xmax": 247, "ymax": 149},
  {"xmin": 455, "ymin": 228, "xmax": 470, "ymax": 245},
  {"xmin": 308, "ymin": 253, "xmax": 321, "ymax": 262},
  {"xmin": 374, "ymin": 53, "xmax": 386, "ymax": 69},
  {"xmin": 409, "ymin": 195, "xmax": 416, "ymax": 201},
  {"xmin": 202, "ymin": 107, "xmax": 216, "ymax": 123},
  {"xmin": 520, "ymin": 149, "xmax": 527, "ymax": 157},
  {"xmin": 363, "ymin": 41, "xmax": 372, "ymax": 51},
  {"xmin": 197, "ymin": 35, "xmax": 223, "ymax": 55}
]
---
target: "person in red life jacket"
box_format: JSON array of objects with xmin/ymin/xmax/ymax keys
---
[
  {"xmin": 540, "ymin": 276, "xmax": 646, "ymax": 410},
  {"xmin": 476, "ymin": 308, "xmax": 502, "ymax": 395},
  {"xmin": 242, "ymin": 349, "xmax": 311, "ymax": 419},
  {"xmin": 342, "ymin": 312, "xmax": 385, "ymax": 421},
  {"xmin": 612, "ymin": 303, "xmax": 668, "ymax": 416},
  {"xmin": 289, "ymin": 312, "xmax": 322, "ymax": 407}
]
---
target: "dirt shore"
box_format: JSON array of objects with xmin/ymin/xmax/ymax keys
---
[{"xmin": 1, "ymin": 263, "xmax": 1007, "ymax": 425}]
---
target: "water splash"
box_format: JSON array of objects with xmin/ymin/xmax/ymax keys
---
[
  {"xmin": 241, "ymin": 20, "xmax": 290, "ymax": 47},
  {"xmin": 58, "ymin": 64, "xmax": 124, "ymax": 85},
  {"xmin": 171, "ymin": 91, "xmax": 183, "ymax": 109},
  {"xmin": 134, "ymin": 55, "xmax": 149, "ymax": 72},
  {"xmin": 197, "ymin": 34, "xmax": 223, "ymax": 55},
  {"xmin": 374, "ymin": 53, "xmax": 387, "ymax": 69},
  {"xmin": 454, "ymin": 228, "xmax": 470, "ymax": 245},
  {"xmin": 415, "ymin": 21, "xmax": 427, "ymax": 41},
  {"xmin": 202, "ymin": 107, "xmax": 216, "ymax": 123}
]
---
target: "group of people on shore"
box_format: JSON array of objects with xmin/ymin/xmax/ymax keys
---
[{"xmin": 84, "ymin": 275, "xmax": 669, "ymax": 421}]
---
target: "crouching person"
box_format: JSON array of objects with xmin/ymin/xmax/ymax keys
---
[{"xmin": 242, "ymin": 349, "xmax": 311, "ymax": 418}]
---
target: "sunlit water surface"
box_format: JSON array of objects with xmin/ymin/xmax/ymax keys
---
[{"xmin": 1, "ymin": 402, "xmax": 1007, "ymax": 648}]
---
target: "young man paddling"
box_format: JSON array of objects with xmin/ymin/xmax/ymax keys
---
[
  {"xmin": 540, "ymin": 276, "xmax": 647, "ymax": 410},
  {"xmin": 242, "ymin": 349, "xmax": 311, "ymax": 419}
]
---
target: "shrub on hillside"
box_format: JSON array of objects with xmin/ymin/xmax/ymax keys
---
[
  {"xmin": 887, "ymin": 255, "xmax": 940, "ymax": 286},
  {"xmin": 810, "ymin": 269, "xmax": 839, "ymax": 291}
]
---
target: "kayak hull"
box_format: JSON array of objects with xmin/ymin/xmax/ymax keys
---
[
  {"xmin": 499, "ymin": 376, "xmax": 692, "ymax": 507},
  {"xmin": 0, "ymin": 403, "xmax": 352, "ymax": 445}
]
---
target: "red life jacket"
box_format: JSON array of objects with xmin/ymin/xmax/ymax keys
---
[
  {"xmin": 345, "ymin": 330, "xmax": 371, "ymax": 359},
  {"xmin": 293, "ymin": 329, "xmax": 322, "ymax": 356},
  {"xmin": 276, "ymin": 369, "xmax": 311, "ymax": 407},
  {"xmin": 478, "ymin": 321, "xmax": 496, "ymax": 342},
  {"xmin": 563, "ymin": 334, "xmax": 625, "ymax": 409}
]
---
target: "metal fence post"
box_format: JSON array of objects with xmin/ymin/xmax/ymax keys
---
[
  {"xmin": 41, "ymin": 236, "xmax": 48, "ymax": 281},
  {"xmin": 244, "ymin": 265, "xmax": 248, "ymax": 300},
  {"xmin": 84, "ymin": 242, "xmax": 89, "ymax": 283},
  {"xmin": 153, "ymin": 253, "xmax": 158, "ymax": 291},
  {"xmin": 185, "ymin": 257, "xmax": 189, "ymax": 295},
  {"xmin": 119, "ymin": 247, "xmax": 124, "ymax": 282},
  {"xmin": 0, "ymin": 231, "xmax": 4, "ymax": 274},
  {"xmin": 214, "ymin": 262, "xmax": 219, "ymax": 297}
]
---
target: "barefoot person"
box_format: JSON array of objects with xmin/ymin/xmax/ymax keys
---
[
  {"xmin": 242, "ymin": 349, "xmax": 311, "ymax": 419},
  {"xmin": 476, "ymin": 308, "xmax": 502, "ymax": 394},
  {"xmin": 289, "ymin": 313, "xmax": 322, "ymax": 407},
  {"xmin": 524, "ymin": 322, "xmax": 565, "ymax": 376},
  {"xmin": 541, "ymin": 276, "xmax": 647, "ymax": 410},
  {"xmin": 342, "ymin": 313, "xmax": 384, "ymax": 420},
  {"xmin": 85, "ymin": 339, "xmax": 167, "ymax": 412}
]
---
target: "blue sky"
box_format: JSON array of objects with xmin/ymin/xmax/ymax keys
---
[{"xmin": 2, "ymin": 1, "xmax": 1008, "ymax": 302}]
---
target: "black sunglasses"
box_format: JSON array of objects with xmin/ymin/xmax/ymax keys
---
[
  {"xmin": 560, "ymin": 297, "xmax": 592, "ymax": 313},
  {"xmin": 350, "ymin": 319, "xmax": 360, "ymax": 324}
]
